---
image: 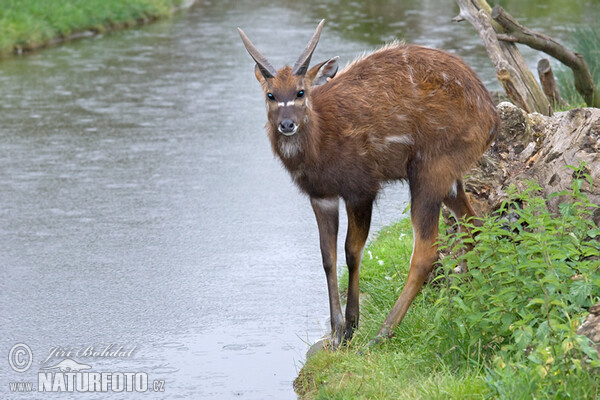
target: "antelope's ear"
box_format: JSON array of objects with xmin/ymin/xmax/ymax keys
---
[
  {"xmin": 254, "ymin": 64, "xmax": 269, "ymax": 85},
  {"xmin": 307, "ymin": 56, "xmax": 339, "ymax": 87}
]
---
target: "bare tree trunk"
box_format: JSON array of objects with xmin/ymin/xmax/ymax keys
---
[
  {"xmin": 537, "ymin": 59, "xmax": 567, "ymax": 111},
  {"xmin": 466, "ymin": 102, "xmax": 600, "ymax": 225},
  {"xmin": 492, "ymin": 6, "xmax": 600, "ymax": 108},
  {"xmin": 454, "ymin": 0, "xmax": 551, "ymax": 115}
]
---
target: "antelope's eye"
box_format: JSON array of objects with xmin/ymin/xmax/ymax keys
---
[
  {"xmin": 297, "ymin": 90, "xmax": 305, "ymax": 98},
  {"xmin": 267, "ymin": 93, "xmax": 275, "ymax": 101}
]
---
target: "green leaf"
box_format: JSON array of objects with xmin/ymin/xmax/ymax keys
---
[
  {"xmin": 513, "ymin": 327, "xmax": 533, "ymax": 351},
  {"xmin": 526, "ymin": 298, "xmax": 546, "ymax": 307}
]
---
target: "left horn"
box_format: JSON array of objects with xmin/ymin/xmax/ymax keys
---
[
  {"xmin": 238, "ymin": 28, "xmax": 278, "ymax": 79},
  {"xmin": 291, "ymin": 19, "xmax": 325, "ymax": 76}
]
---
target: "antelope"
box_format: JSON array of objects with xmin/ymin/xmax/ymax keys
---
[{"xmin": 238, "ymin": 20, "xmax": 500, "ymax": 347}]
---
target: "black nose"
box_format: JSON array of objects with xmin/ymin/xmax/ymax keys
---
[{"xmin": 279, "ymin": 119, "xmax": 296, "ymax": 134}]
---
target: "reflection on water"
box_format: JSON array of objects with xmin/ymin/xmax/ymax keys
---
[{"xmin": 0, "ymin": 1, "xmax": 596, "ymax": 398}]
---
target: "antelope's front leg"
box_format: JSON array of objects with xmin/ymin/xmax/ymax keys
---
[
  {"xmin": 344, "ymin": 198, "xmax": 373, "ymax": 341},
  {"xmin": 310, "ymin": 197, "xmax": 343, "ymax": 348}
]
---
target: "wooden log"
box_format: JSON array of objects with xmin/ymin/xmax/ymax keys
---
[
  {"xmin": 466, "ymin": 102, "xmax": 600, "ymax": 225},
  {"xmin": 537, "ymin": 58, "xmax": 567, "ymax": 111},
  {"xmin": 492, "ymin": 5, "xmax": 600, "ymax": 108},
  {"xmin": 454, "ymin": 0, "xmax": 551, "ymax": 115}
]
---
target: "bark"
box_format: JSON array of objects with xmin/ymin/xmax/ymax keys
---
[
  {"xmin": 578, "ymin": 304, "xmax": 600, "ymax": 356},
  {"xmin": 492, "ymin": 5, "xmax": 600, "ymax": 108},
  {"xmin": 453, "ymin": 0, "xmax": 551, "ymax": 115}
]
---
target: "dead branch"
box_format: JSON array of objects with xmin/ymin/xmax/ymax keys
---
[
  {"xmin": 537, "ymin": 58, "xmax": 567, "ymax": 111},
  {"xmin": 492, "ymin": 5, "xmax": 600, "ymax": 108},
  {"xmin": 454, "ymin": 0, "xmax": 551, "ymax": 115}
]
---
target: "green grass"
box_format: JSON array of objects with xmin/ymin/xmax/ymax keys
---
[
  {"xmin": 0, "ymin": 0, "xmax": 184, "ymax": 56},
  {"xmin": 296, "ymin": 170, "xmax": 600, "ymax": 399},
  {"xmin": 295, "ymin": 219, "xmax": 491, "ymax": 399},
  {"xmin": 554, "ymin": 24, "xmax": 600, "ymax": 108}
]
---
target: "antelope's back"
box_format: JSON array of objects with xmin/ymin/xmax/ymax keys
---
[{"xmin": 313, "ymin": 43, "xmax": 499, "ymax": 167}]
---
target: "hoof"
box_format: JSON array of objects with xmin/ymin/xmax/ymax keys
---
[
  {"xmin": 367, "ymin": 327, "xmax": 392, "ymax": 348},
  {"xmin": 358, "ymin": 334, "xmax": 385, "ymax": 355},
  {"xmin": 368, "ymin": 335, "xmax": 384, "ymax": 348},
  {"xmin": 305, "ymin": 331, "xmax": 344, "ymax": 359},
  {"xmin": 306, "ymin": 336, "xmax": 330, "ymax": 359}
]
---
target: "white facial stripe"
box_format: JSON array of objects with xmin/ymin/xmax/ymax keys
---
[{"xmin": 276, "ymin": 101, "xmax": 298, "ymax": 107}]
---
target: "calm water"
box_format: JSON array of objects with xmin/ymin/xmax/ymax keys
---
[{"xmin": 1, "ymin": 1, "xmax": 597, "ymax": 398}]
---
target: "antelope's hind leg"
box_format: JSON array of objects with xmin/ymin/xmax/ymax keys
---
[
  {"xmin": 443, "ymin": 180, "xmax": 477, "ymax": 227},
  {"xmin": 374, "ymin": 169, "xmax": 444, "ymax": 342},
  {"xmin": 373, "ymin": 178, "xmax": 478, "ymax": 343},
  {"xmin": 443, "ymin": 179, "xmax": 479, "ymax": 273}
]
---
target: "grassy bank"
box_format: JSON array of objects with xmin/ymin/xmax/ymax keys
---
[
  {"xmin": 295, "ymin": 174, "xmax": 600, "ymax": 399},
  {"xmin": 0, "ymin": 0, "xmax": 186, "ymax": 56}
]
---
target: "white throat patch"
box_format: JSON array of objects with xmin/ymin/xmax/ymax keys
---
[{"xmin": 278, "ymin": 138, "xmax": 301, "ymax": 159}]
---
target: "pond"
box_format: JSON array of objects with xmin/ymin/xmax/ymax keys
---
[{"xmin": 0, "ymin": 0, "xmax": 597, "ymax": 398}]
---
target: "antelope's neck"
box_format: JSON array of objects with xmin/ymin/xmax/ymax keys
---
[{"xmin": 270, "ymin": 116, "xmax": 319, "ymax": 173}]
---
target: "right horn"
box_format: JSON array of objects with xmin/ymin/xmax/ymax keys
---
[
  {"xmin": 238, "ymin": 28, "xmax": 278, "ymax": 79},
  {"xmin": 292, "ymin": 19, "xmax": 325, "ymax": 76}
]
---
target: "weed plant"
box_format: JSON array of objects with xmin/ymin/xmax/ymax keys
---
[{"xmin": 433, "ymin": 170, "xmax": 600, "ymax": 398}]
